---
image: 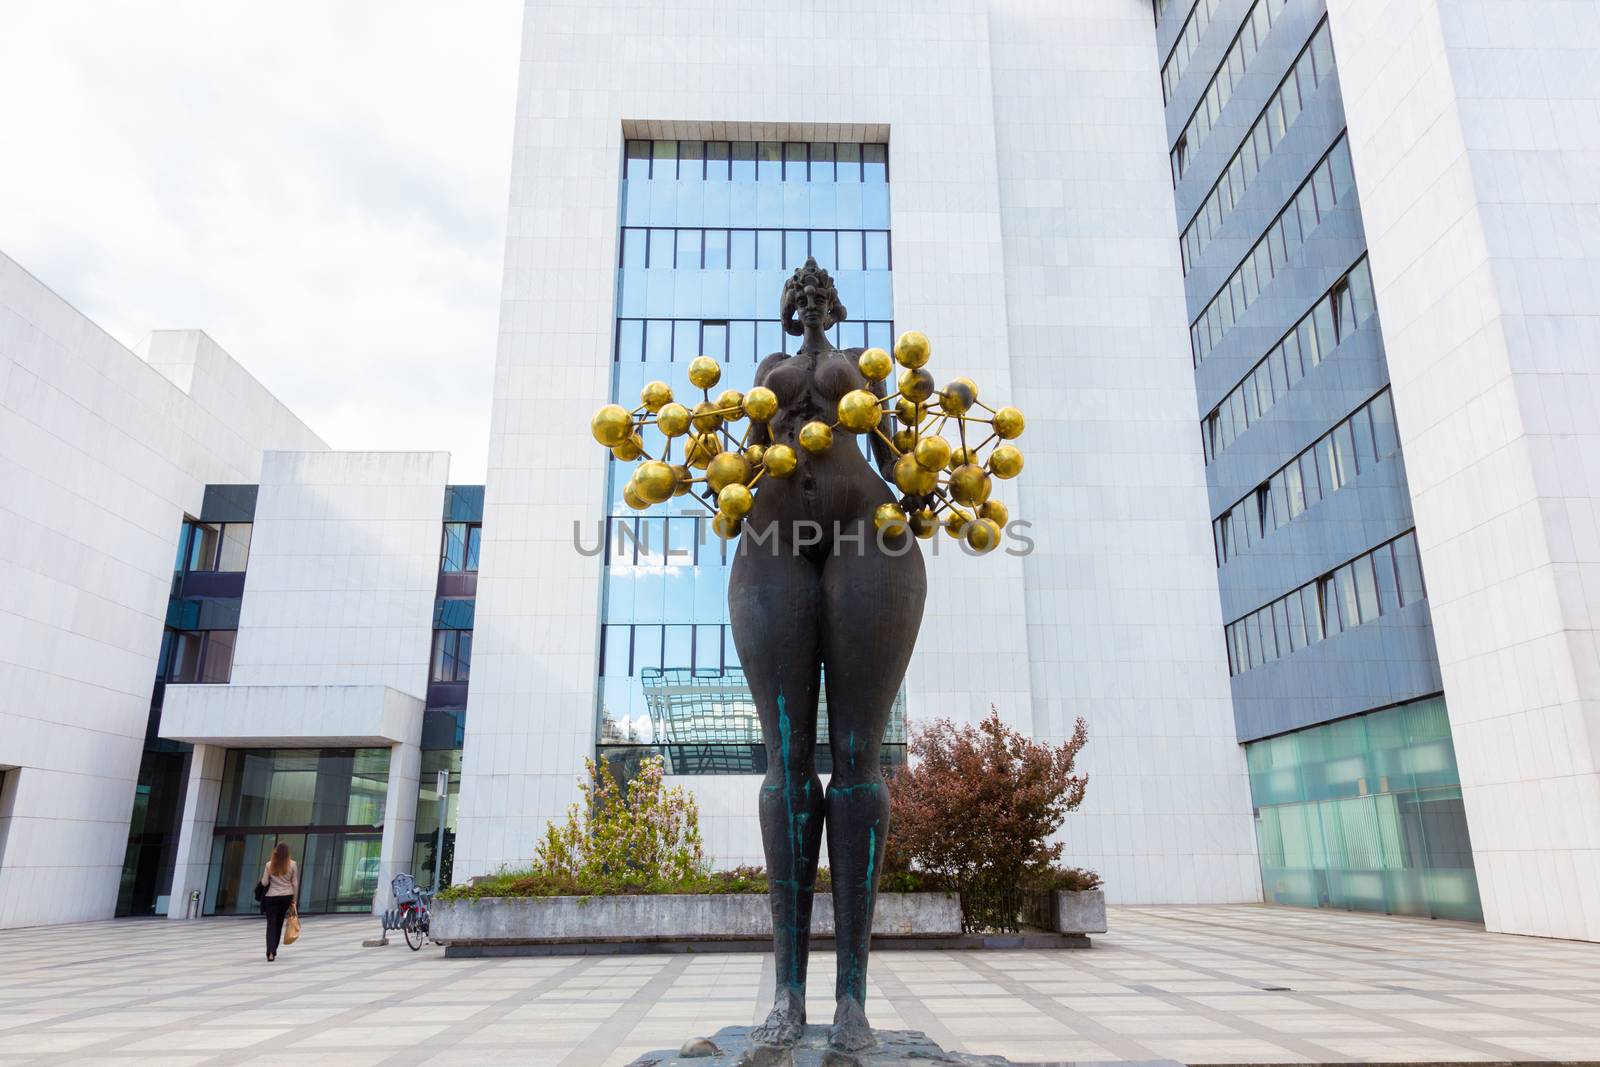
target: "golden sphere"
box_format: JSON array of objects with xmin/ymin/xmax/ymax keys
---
[
  {"xmin": 744, "ymin": 386, "xmax": 779, "ymax": 422},
  {"xmin": 622, "ymin": 482, "xmax": 649, "ymax": 511},
  {"xmin": 896, "ymin": 398, "xmax": 925, "ymax": 426},
  {"xmin": 763, "ymin": 443, "xmax": 798, "ymax": 478},
  {"xmin": 706, "ymin": 451, "xmax": 751, "ymax": 493},
  {"xmin": 858, "ymin": 347, "xmax": 894, "ymax": 381},
  {"xmin": 948, "ymin": 446, "xmax": 977, "ymax": 470},
  {"xmin": 692, "ymin": 400, "xmax": 724, "ymax": 435},
  {"xmin": 944, "ymin": 507, "xmax": 973, "ymax": 538},
  {"xmin": 873, "ymin": 502, "xmax": 910, "ymax": 537},
  {"xmin": 799, "ymin": 421, "xmax": 834, "ymax": 454},
  {"xmin": 671, "ymin": 464, "xmax": 692, "ymax": 496},
  {"xmin": 979, "ymin": 499, "xmax": 1009, "ymax": 528},
  {"xmin": 911, "ymin": 507, "xmax": 939, "ymax": 539},
  {"xmin": 719, "ymin": 483, "xmax": 754, "ymax": 518},
  {"xmin": 990, "ymin": 444, "xmax": 1024, "ymax": 479},
  {"xmin": 657, "ymin": 402, "xmax": 691, "ymax": 437},
  {"xmin": 914, "ymin": 435, "xmax": 952, "ymax": 472},
  {"xmin": 894, "ymin": 330, "xmax": 931, "ymax": 369},
  {"xmin": 688, "ymin": 356, "xmax": 722, "ymax": 390},
  {"xmin": 992, "ymin": 406, "xmax": 1025, "ymax": 440},
  {"xmin": 591, "ymin": 404, "xmax": 632, "ymax": 447},
  {"xmin": 744, "ymin": 444, "xmax": 766, "ymax": 466},
  {"xmin": 612, "ymin": 434, "xmax": 645, "ymax": 462},
  {"xmin": 634, "ymin": 460, "xmax": 677, "ymax": 504},
  {"xmin": 899, "ymin": 368, "xmax": 935, "ymax": 404},
  {"xmin": 712, "ymin": 511, "xmax": 742, "ymax": 540},
  {"xmin": 939, "ymin": 379, "xmax": 976, "ymax": 415},
  {"xmin": 965, "ymin": 517, "xmax": 1003, "ymax": 553},
  {"xmin": 686, "ymin": 432, "xmax": 721, "ymax": 469},
  {"xmin": 837, "ymin": 389, "xmax": 881, "ymax": 433},
  {"xmin": 891, "ymin": 428, "xmax": 916, "ymax": 454},
  {"xmin": 641, "ymin": 380, "xmax": 674, "ymax": 412},
  {"xmin": 893, "ymin": 453, "xmax": 937, "ymax": 496},
  {"xmin": 716, "ymin": 389, "xmax": 745, "ymax": 418},
  {"xmin": 950, "ymin": 464, "xmax": 992, "ymax": 506}
]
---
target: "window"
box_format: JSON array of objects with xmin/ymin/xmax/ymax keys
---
[
  {"xmin": 441, "ymin": 523, "xmax": 481, "ymax": 573},
  {"xmin": 1201, "ymin": 257, "xmax": 1378, "ymax": 464},
  {"xmin": 1216, "ymin": 382, "xmax": 1397, "ymax": 562},
  {"xmin": 1160, "ymin": 0, "xmax": 1225, "ymax": 103},
  {"xmin": 1393, "ymin": 532, "xmax": 1426, "ymax": 605},
  {"xmin": 1177, "ymin": 37, "xmax": 1337, "ymax": 275},
  {"xmin": 1191, "ymin": 134, "xmax": 1356, "ymax": 366},
  {"xmin": 1225, "ymin": 531, "xmax": 1424, "ymax": 675},
  {"xmin": 431, "ymin": 630, "xmax": 472, "ymax": 683},
  {"xmin": 182, "ymin": 521, "xmax": 253, "ymax": 573},
  {"xmin": 163, "ymin": 628, "xmax": 234, "ymax": 684},
  {"xmin": 1170, "ymin": 0, "xmax": 1296, "ymax": 183},
  {"xmin": 609, "ymin": 139, "xmax": 899, "ymax": 771}
]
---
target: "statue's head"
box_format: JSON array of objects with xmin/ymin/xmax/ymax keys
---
[{"xmin": 781, "ymin": 257, "xmax": 848, "ymax": 337}]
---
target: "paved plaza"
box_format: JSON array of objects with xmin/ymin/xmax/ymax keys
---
[{"xmin": 1, "ymin": 905, "xmax": 1598, "ymax": 1065}]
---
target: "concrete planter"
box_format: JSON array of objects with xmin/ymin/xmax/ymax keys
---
[
  {"xmin": 433, "ymin": 891, "xmax": 961, "ymax": 946},
  {"xmin": 1052, "ymin": 889, "xmax": 1106, "ymax": 934}
]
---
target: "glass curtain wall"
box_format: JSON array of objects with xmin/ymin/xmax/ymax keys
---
[
  {"xmin": 599, "ymin": 137, "xmax": 902, "ymax": 773},
  {"xmin": 1247, "ymin": 695, "xmax": 1481, "ymax": 921},
  {"xmin": 411, "ymin": 749, "xmax": 461, "ymax": 890},
  {"xmin": 205, "ymin": 748, "xmax": 389, "ymax": 914}
]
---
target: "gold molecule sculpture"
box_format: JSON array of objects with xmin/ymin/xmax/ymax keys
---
[{"xmin": 589, "ymin": 330, "xmax": 1026, "ymax": 552}]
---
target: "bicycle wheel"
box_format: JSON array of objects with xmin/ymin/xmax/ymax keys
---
[{"xmin": 403, "ymin": 911, "xmax": 424, "ymax": 951}]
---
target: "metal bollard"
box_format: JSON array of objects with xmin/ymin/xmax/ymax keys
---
[{"xmin": 187, "ymin": 890, "xmax": 201, "ymax": 919}]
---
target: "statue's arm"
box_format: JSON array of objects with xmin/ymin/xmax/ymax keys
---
[
  {"xmin": 749, "ymin": 351, "xmax": 787, "ymax": 448},
  {"xmin": 867, "ymin": 365, "xmax": 898, "ymax": 482}
]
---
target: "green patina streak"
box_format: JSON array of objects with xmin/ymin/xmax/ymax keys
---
[{"xmin": 776, "ymin": 691, "xmax": 803, "ymax": 993}]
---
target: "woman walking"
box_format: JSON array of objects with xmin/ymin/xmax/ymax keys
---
[{"xmin": 258, "ymin": 842, "xmax": 299, "ymax": 961}]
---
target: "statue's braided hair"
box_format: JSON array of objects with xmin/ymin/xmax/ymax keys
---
[{"xmin": 780, "ymin": 256, "xmax": 848, "ymax": 337}]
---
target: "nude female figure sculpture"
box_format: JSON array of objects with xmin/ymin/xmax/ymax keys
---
[{"xmin": 728, "ymin": 259, "xmax": 927, "ymax": 1053}]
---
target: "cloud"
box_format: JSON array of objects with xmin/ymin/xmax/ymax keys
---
[{"xmin": 0, "ymin": 0, "xmax": 523, "ymax": 481}]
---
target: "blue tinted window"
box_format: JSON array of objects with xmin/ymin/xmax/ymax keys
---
[{"xmin": 602, "ymin": 141, "xmax": 895, "ymax": 762}]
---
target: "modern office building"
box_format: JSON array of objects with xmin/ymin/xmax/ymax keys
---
[
  {"xmin": 2, "ymin": 0, "xmax": 1597, "ymax": 943},
  {"xmin": 0, "ymin": 255, "xmax": 472, "ymax": 926},
  {"xmin": 458, "ymin": 0, "xmax": 1600, "ymax": 943}
]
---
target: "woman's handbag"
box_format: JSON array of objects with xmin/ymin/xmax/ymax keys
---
[
  {"xmin": 283, "ymin": 905, "xmax": 301, "ymax": 945},
  {"xmin": 253, "ymin": 880, "xmax": 268, "ymax": 904}
]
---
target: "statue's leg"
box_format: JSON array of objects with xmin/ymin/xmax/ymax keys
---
[
  {"xmin": 729, "ymin": 545, "xmax": 826, "ymax": 1047},
  {"xmin": 820, "ymin": 521, "xmax": 927, "ymax": 1052}
]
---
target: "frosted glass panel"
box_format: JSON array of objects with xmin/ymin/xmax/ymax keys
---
[{"xmin": 1246, "ymin": 696, "xmax": 1482, "ymax": 922}]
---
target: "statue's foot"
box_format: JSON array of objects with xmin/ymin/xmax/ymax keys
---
[
  {"xmin": 828, "ymin": 995, "xmax": 876, "ymax": 1053},
  {"xmin": 750, "ymin": 988, "xmax": 805, "ymax": 1047}
]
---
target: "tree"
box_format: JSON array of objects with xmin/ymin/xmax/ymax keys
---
[{"xmin": 887, "ymin": 707, "xmax": 1089, "ymax": 931}]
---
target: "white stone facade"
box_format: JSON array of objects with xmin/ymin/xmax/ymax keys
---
[
  {"xmin": 460, "ymin": 0, "xmax": 1262, "ymax": 903},
  {"xmin": 160, "ymin": 449, "xmax": 450, "ymax": 916},
  {"xmin": 0, "ymin": 255, "xmax": 325, "ymax": 928},
  {"xmin": 1328, "ymin": 0, "xmax": 1600, "ymax": 942}
]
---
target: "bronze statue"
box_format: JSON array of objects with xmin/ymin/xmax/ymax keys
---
[
  {"xmin": 730, "ymin": 260, "xmax": 926, "ymax": 1053},
  {"xmin": 590, "ymin": 258, "xmax": 1026, "ymax": 1057}
]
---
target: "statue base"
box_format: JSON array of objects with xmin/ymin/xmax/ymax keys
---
[{"xmin": 624, "ymin": 1025, "xmax": 1031, "ymax": 1067}]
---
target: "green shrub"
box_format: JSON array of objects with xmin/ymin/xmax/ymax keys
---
[
  {"xmin": 1029, "ymin": 867, "xmax": 1102, "ymax": 892},
  {"xmin": 438, "ymin": 863, "xmax": 945, "ymax": 901},
  {"xmin": 533, "ymin": 754, "xmax": 705, "ymax": 892}
]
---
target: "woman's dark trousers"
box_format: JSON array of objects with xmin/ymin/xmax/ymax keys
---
[{"xmin": 263, "ymin": 895, "xmax": 293, "ymax": 955}]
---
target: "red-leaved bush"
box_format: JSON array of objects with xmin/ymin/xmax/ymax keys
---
[{"xmin": 887, "ymin": 707, "xmax": 1089, "ymax": 931}]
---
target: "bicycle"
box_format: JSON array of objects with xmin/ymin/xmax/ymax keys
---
[{"xmin": 391, "ymin": 873, "xmax": 434, "ymax": 951}]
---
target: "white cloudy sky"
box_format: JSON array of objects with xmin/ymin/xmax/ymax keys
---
[{"xmin": 0, "ymin": 2, "xmax": 524, "ymax": 481}]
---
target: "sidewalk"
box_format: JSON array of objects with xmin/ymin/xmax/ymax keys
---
[{"xmin": 0, "ymin": 905, "xmax": 1597, "ymax": 1064}]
